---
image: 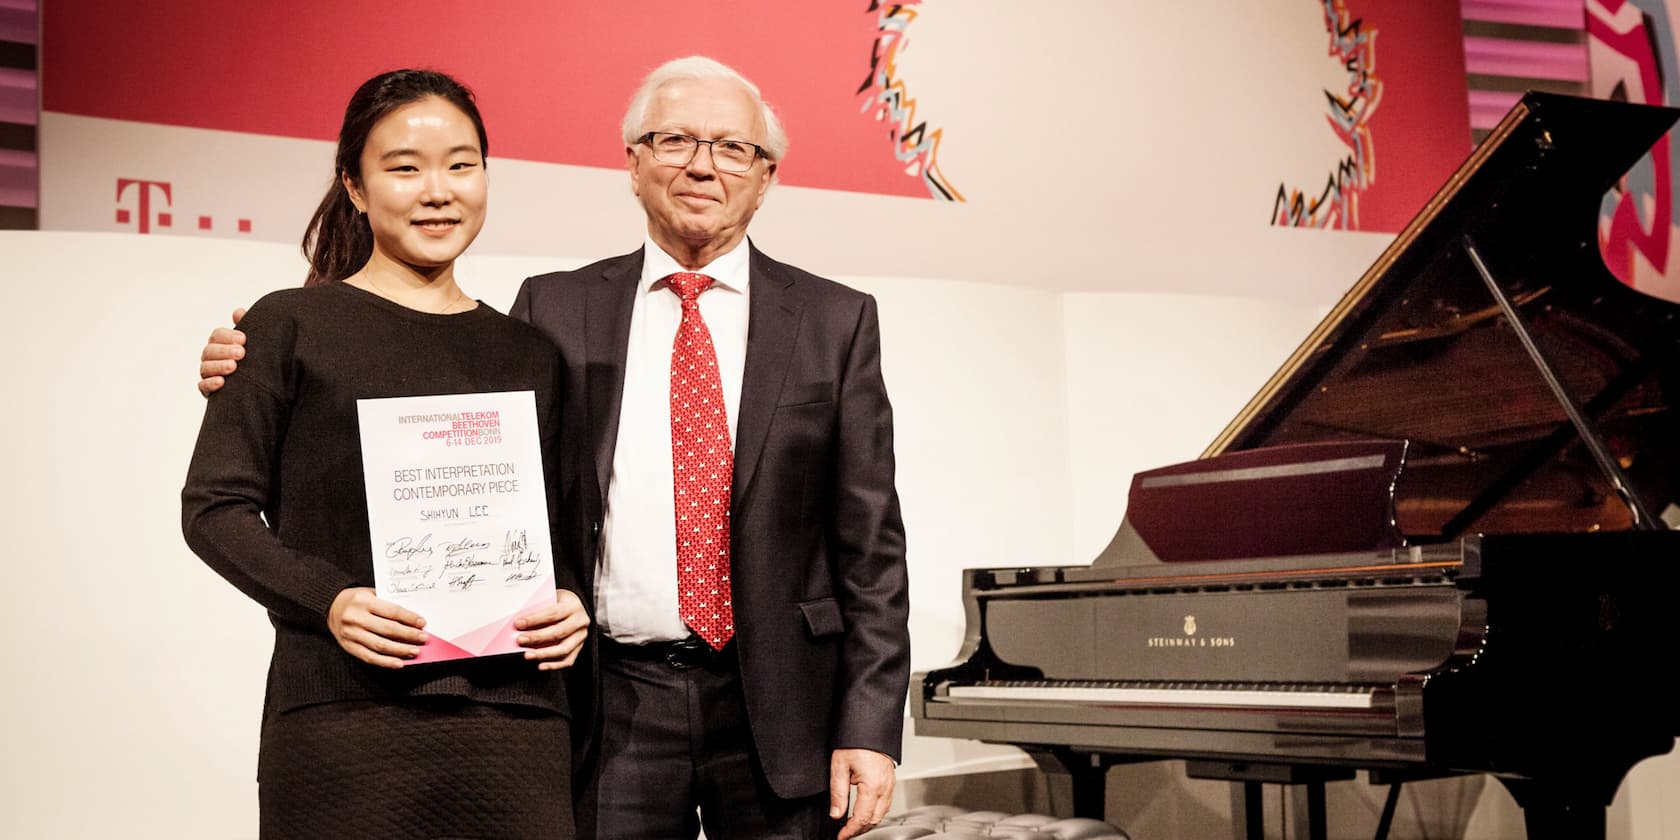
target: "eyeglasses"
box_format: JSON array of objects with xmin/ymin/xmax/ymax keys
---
[{"xmin": 636, "ymin": 132, "xmax": 767, "ymax": 173}]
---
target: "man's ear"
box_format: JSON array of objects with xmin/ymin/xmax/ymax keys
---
[
  {"xmin": 626, "ymin": 146, "xmax": 643, "ymax": 197},
  {"xmin": 754, "ymin": 162, "xmax": 777, "ymax": 208}
]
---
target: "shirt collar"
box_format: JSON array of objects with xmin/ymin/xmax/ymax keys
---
[{"xmin": 640, "ymin": 235, "xmax": 751, "ymax": 296}]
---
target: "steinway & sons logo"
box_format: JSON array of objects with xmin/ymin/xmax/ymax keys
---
[{"xmin": 1146, "ymin": 614, "xmax": 1236, "ymax": 648}]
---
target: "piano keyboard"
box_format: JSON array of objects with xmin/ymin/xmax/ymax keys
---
[{"xmin": 946, "ymin": 680, "xmax": 1379, "ymax": 710}]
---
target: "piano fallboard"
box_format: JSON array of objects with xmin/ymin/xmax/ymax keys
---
[{"xmin": 976, "ymin": 547, "xmax": 1476, "ymax": 688}]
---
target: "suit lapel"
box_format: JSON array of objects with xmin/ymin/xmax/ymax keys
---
[
  {"xmin": 586, "ymin": 249, "xmax": 642, "ymax": 504},
  {"xmin": 733, "ymin": 246, "xmax": 801, "ymax": 505}
]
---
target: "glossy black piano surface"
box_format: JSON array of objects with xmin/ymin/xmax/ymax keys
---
[{"xmin": 912, "ymin": 93, "xmax": 1680, "ymax": 840}]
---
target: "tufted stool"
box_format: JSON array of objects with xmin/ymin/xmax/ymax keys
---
[{"xmin": 858, "ymin": 806, "xmax": 1132, "ymax": 840}]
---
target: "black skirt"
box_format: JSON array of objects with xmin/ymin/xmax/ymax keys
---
[{"xmin": 257, "ymin": 697, "xmax": 573, "ymax": 839}]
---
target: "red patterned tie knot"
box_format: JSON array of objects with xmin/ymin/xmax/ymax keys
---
[{"xmin": 666, "ymin": 272, "xmax": 715, "ymax": 303}]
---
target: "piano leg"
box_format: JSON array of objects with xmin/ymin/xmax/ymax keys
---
[
  {"xmin": 1365, "ymin": 769, "xmax": 1466, "ymax": 840},
  {"xmin": 1022, "ymin": 748, "xmax": 1129, "ymax": 819},
  {"xmin": 1231, "ymin": 780, "xmax": 1264, "ymax": 840},
  {"xmin": 1304, "ymin": 781, "xmax": 1329, "ymax": 840},
  {"xmin": 1499, "ymin": 779, "xmax": 1608, "ymax": 840},
  {"xmin": 1186, "ymin": 760, "xmax": 1355, "ymax": 840}
]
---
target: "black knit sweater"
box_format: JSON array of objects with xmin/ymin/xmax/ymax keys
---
[{"xmin": 182, "ymin": 282, "xmax": 572, "ymax": 716}]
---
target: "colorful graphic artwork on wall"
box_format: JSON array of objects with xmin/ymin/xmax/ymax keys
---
[
  {"xmin": 1271, "ymin": 0, "xmax": 1471, "ymax": 233},
  {"xmin": 857, "ymin": 1, "xmax": 963, "ymax": 201},
  {"xmin": 41, "ymin": 1, "xmax": 950, "ymax": 202},
  {"xmin": 1589, "ymin": 0, "xmax": 1679, "ymax": 301},
  {"xmin": 1273, "ymin": 0, "xmax": 1383, "ymax": 229},
  {"xmin": 34, "ymin": 2, "xmax": 1488, "ymax": 296}
]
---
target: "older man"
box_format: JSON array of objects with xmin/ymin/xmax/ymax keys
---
[{"xmin": 200, "ymin": 56, "xmax": 910, "ymax": 840}]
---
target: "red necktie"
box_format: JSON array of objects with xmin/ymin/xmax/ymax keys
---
[{"xmin": 666, "ymin": 272, "xmax": 735, "ymax": 649}]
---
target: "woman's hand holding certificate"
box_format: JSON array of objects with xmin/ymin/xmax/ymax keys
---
[
  {"xmin": 327, "ymin": 587, "xmax": 429, "ymax": 669},
  {"xmin": 514, "ymin": 588, "xmax": 590, "ymax": 671}
]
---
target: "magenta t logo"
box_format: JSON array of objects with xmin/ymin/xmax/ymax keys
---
[{"xmin": 115, "ymin": 178, "xmax": 174, "ymax": 234}]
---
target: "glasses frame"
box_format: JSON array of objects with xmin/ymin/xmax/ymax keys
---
[{"xmin": 636, "ymin": 131, "xmax": 768, "ymax": 173}]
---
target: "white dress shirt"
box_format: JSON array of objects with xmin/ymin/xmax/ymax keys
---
[{"xmin": 595, "ymin": 237, "xmax": 751, "ymax": 643}]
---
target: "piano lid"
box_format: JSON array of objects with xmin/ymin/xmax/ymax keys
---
[{"xmin": 1205, "ymin": 92, "xmax": 1680, "ymax": 540}]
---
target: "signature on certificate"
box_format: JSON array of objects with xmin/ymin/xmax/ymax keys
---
[
  {"xmin": 446, "ymin": 573, "xmax": 483, "ymax": 591},
  {"xmin": 443, "ymin": 536, "xmax": 492, "ymax": 558},
  {"xmin": 385, "ymin": 534, "xmax": 434, "ymax": 560},
  {"xmin": 501, "ymin": 529, "xmax": 544, "ymax": 582}
]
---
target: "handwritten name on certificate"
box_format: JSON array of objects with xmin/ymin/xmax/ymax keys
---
[{"xmin": 356, "ymin": 391, "xmax": 554, "ymax": 664}]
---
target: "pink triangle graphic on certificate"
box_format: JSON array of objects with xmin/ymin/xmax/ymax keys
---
[
  {"xmin": 412, "ymin": 576, "xmax": 557, "ymax": 663},
  {"xmin": 410, "ymin": 635, "xmax": 476, "ymax": 664}
]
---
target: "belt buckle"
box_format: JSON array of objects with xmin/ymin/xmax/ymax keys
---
[{"xmin": 665, "ymin": 638, "xmax": 707, "ymax": 669}]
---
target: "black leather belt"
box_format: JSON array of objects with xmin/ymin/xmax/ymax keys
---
[{"xmin": 600, "ymin": 635, "xmax": 731, "ymax": 670}]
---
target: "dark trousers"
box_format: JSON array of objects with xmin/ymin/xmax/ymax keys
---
[{"xmin": 576, "ymin": 637, "xmax": 836, "ymax": 840}]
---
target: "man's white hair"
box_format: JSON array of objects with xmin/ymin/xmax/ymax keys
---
[{"xmin": 620, "ymin": 55, "xmax": 789, "ymax": 162}]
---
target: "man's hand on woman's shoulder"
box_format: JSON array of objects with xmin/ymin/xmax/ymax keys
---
[{"xmin": 198, "ymin": 307, "xmax": 247, "ymax": 396}]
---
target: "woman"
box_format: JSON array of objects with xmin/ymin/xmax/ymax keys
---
[{"xmin": 182, "ymin": 70, "xmax": 585, "ymax": 838}]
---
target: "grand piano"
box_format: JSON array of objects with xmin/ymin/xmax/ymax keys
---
[{"xmin": 911, "ymin": 92, "xmax": 1680, "ymax": 840}]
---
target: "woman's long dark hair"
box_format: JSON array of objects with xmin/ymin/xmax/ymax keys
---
[{"xmin": 302, "ymin": 70, "xmax": 489, "ymax": 286}]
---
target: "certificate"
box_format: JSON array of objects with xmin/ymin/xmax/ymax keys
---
[{"xmin": 356, "ymin": 390, "xmax": 555, "ymax": 664}]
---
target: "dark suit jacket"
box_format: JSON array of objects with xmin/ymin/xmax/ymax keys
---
[{"xmin": 509, "ymin": 245, "xmax": 911, "ymax": 800}]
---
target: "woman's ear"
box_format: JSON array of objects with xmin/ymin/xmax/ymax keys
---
[{"xmin": 342, "ymin": 171, "xmax": 367, "ymax": 213}]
